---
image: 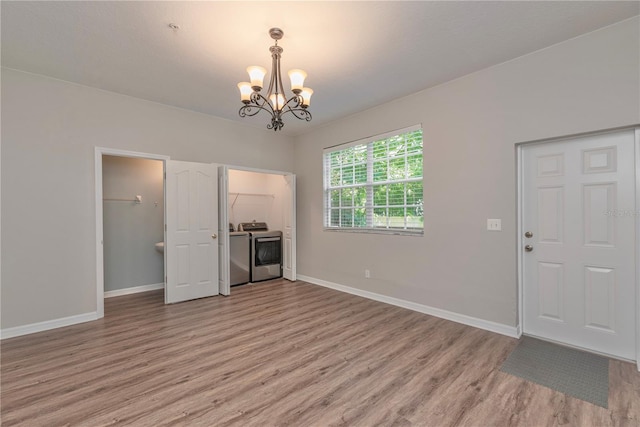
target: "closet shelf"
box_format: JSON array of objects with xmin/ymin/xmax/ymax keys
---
[{"xmin": 229, "ymin": 192, "xmax": 275, "ymax": 209}]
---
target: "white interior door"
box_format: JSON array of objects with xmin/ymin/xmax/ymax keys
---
[
  {"xmin": 218, "ymin": 165, "xmax": 230, "ymax": 295},
  {"xmin": 165, "ymin": 161, "xmax": 219, "ymax": 303},
  {"xmin": 522, "ymin": 129, "xmax": 636, "ymax": 360},
  {"xmin": 283, "ymin": 174, "xmax": 296, "ymax": 281}
]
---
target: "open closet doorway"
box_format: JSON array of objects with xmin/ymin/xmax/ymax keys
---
[
  {"xmin": 218, "ymin": 166, "xmax": 296, "ymax": 295},
  {"xmin": 95, "ymin": 148, "xmax": 169, "ymax": 318}
]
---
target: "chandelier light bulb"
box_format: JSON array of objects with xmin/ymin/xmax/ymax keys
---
[
  {"xmin": 247, "ymin": 66, "xmax": 267, "ymax": 91},
  {"xmin": 269, "ymin": 93, "xmax": 286, "ymax": 111},
  {"xmin": 288, "ymin": 69, "xmax": 307, "ymax": 94}
]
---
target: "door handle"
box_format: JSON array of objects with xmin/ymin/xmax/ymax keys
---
[
  {"xmin": 211, "ymin": 233, "xmax": 217, "ymax": 239},
  {"xmin": 524, "ymin": 245, "xmax": 534, "ymax": 252},
  {"xmin": 524, "ymin": 231, "xmax": 533, "ymax": 238}
]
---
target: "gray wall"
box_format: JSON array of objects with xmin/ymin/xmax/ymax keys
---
[
  {"xmin": 228, "ymin": 169, "xmax": 287, "ymax": 232},
  {"xmin": 102, "ymin": 156, "xmax": 164, "ymax": 292},
  {"xmin": 293, "ymin": 18, "xmax": 640, "ymax": 327},
  {"xmin": 1, "ymin": 68, "xmax": 294, "ymax": 329}
]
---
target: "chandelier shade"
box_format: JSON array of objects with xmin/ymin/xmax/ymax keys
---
[
  {"xmin": 237, "ymin": 82, "xmax": 252, "ymax": 102},
  {"xmin": 287, "ymin": 69, "xmax": 307, "ymax": 93},
  {"xmin": 238, "ymin": 28, "xmax": 313, "ymax": 131},
  {"xmin": 247, "ymin": 66, "xmax": 267, "ymax": 90}
]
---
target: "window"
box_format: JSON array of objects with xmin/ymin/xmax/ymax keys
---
[{"xmin": 323, "ymin": 125, "xmax": 423, "ymax": 235}]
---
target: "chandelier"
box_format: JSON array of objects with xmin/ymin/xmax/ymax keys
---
[{"xmin": 237, "ymin": 28, "xmax": 313, "ymax": 131}]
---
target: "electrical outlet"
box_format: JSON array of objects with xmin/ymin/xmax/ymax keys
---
[
  {"xmin": 487, "ymin": 219, "xmax": 502, "ymax": 231},
  {"xmin": 365, "ymin": 269, "xmax": 371, "ymax": 279}
]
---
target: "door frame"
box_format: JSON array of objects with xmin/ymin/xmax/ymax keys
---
[
  {"xmin": 220, "ymin": 164, "xmax": 297, "ymax": 292},
  {"xmin": 94, "ymin": 147, "xmax": 169, "ymax": 319},
  {"xmin": 516, "ymin": 126, "xmax": 640, "ymax": 369}
]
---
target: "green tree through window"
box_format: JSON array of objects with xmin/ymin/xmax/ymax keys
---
[{"xmin": 323, "ymin": 126, "xmax": 423, "ymax": 234}]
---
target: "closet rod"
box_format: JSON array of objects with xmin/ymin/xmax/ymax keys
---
[
  {"xmin": 229, "ymin": 192, "xmax": 275, "ymax": 210},
  {"xmin": 228, "ymin": 192, "xmax": 275, "ymax": 198}
]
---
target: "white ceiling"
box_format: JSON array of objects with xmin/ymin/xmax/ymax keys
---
[{"xmin": 2, "ymin": 1, "xmax": 638, "ymax": 135}]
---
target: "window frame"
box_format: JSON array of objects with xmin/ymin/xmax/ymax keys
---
[{"xmin": 323, "ymin": 125, "xmax": 424, "ymax": 236}]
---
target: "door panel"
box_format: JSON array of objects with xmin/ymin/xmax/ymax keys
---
[
  {"xmin": 538, "ymin": 186, "xmax": 564, "ymax": 243},
  {"xmin": 177, "ymin": 245, "xmax": 190, "ymax": 286},
  {"xmin": 523, "ymin": 130, "xmax": 636, "ymax": 360},
  {"xmin": 175, "ymin": 170, "xmax": 190, "ymax": 231},
  {"xmin": 166, "ymin": 161, "xmax": 219, "ymax": 303},
  {"xmin": 584, "ymin": 266, "xmax": 615, "ymax": 332},
  {"xmin": 538, "ymin": 262, "xmax": 563, "ymax": 321},
  {"xmin": 583, "ymin": 183, "xmax": 615, "ymax": 246}
]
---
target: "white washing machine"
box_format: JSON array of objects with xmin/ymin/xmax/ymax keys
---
[{"xmin": 229, "ymin": 231, "xmax": 250, "ymax": 286}]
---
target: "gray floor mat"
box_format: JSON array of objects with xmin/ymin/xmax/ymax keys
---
[{"xmin": 500, "ymin": 336, "xmax": 609, "ymax": 408}]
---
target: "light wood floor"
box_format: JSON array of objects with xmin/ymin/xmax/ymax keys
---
[{"xmin": 1, "ymin": 279, "xmax": 639, "ymax": 426}]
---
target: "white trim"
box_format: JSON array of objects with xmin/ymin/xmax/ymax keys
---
[
  {"xmin": 1, "ymin": 312, "xmax": 99, "ymax": 340},
  {"xmin": 635, "ymin": 127, "xmax": 640, "ymax": 371},
  {"xmin": 524, "ymin": 332, "xmax": 635, "ymax": 363},
  {"xmin": 226, "ymin": 164, "xmax": 291, "ymax": 176},
  {"xmin": 323, "ymin": 124, "xmax": 423, "ymax": 152},
  {"xmin": 218, "ymin": 165, "xmax": 231, "ymax": 295},
  {"xmin": 516, "ymin": 144, "xmax": 524, "ymax": 339},
  {"xmin": 95, "ymin": 149, "xmax": 104, "ymax": 318},
  {"xmin": 323, "ymin": 227, "xmax": 424, "ymax": 237},
  {"xmin": 104, "ymin": 282, "xmax": 165, "ymax": 298},
  {"xmin": 222, "ymin": 164, "xmax": 297, "ymax": 291},
  {"xmin": 95, "ymin": 147, "xmax": 169, "ymax": 320},
  {"xmin": 513, "ymin": 125, "xmax": 638, "ymax": 148},
  {"xmin": 298, "ymin": 275, "xmax": 519, "ymax": 338}
]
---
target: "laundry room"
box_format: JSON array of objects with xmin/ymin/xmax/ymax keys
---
[{"xmin": 227, "ymin": 168, "xmax": 294, "ymax": 286}]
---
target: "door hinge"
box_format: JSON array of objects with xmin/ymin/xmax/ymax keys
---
[{"xmin": 165, "ymin": 224, "xmax": 167, "ymax": 231}]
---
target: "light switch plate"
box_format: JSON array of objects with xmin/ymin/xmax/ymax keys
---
[{"xmin": 487, "ymin": 219, "xmax": 502, "ymax": 231}]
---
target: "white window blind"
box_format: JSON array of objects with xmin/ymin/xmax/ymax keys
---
[{"xmin": 323, "ymin": 125, "xmax": 423, "ymax": 235}]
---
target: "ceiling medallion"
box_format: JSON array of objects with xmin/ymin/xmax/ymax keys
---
[{"xmin": 237, "ymin": 28, "xmax": 313, "ymax": 131}]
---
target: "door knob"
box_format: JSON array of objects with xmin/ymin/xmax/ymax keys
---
[
  {"xmin": 524, "ymin": 245, "xmax": 534, "ymax": 252},
  {"xmin": 211, "ymin": 233, "xmax": 217, "ymax": 239},
  {"xmin": 524, "ymin": 231, "xmax": 533, "ymax": 238}
]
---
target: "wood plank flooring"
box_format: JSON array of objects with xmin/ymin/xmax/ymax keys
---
[{"xmin": 1, "ymin": 279, "xmax": 639, "ymax": 426}]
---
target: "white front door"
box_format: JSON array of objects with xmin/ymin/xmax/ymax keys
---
[
  {"xmin": 522, "ymin": 129, "xmax": 636, "ymax": 360},
  {"xmin": 283, "ymin": 174, "xmax": 296, "ymax": 281},
  {"xmin": 165, "ymin": 161, "xmax": 219, "ymax": 304}
]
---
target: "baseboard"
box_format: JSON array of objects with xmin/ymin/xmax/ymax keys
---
[
  {"xmin": 104, "ymin": 282, "xmax": 164, "ymax": 298},
  {"xmin": 297, "ymin": 275, "xmax": 519, "ymax": 339},
  {"xmin": 1, "ymin": 311, "xmax": 99, "ymax": 340}
]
